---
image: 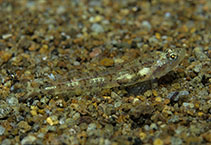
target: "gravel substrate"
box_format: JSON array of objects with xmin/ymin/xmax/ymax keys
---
[{"xmin": 0, "ymin": 0, "xmax": 210, "ymax": 145}]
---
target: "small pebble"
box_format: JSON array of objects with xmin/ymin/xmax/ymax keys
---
[
  {"xmin": 168, "ymin": 115, "xmax": 180, "ymax": 123},
  {"xmin": 6, "ymin": 96, "xmax": 19, "ymax": 106},
  {"xmin": 100, "ymin": 58, "xmax": 114, "ymax": 67},
  {"xmin": 2, "ymin": 34, "xmax": 12, "ymax": 39},
  {"xmin": 164, "ymin": 12, "xmax": 171, "ymax": 18},
  {"xmin": 139, "ymin": 132, "xmax": 147, "ymax": 140},
  {"xmin": 153, "ymin": 138, "xmax": 164, "ymax": 145},
  {"xmin": 183, "ymin": 102, "xmax": 194, "ymax": 108},
  {"xmin": 91, "ymin": 23, "xmax": 104, "ymax": 33},
  {"xmin": 87, "ymin": 123, "xmax": 96, "ymax": 132},
  {"xmin": 17, "ymin": 121, "xmax": 32, "ymax": 133},
  {"xmin": 142, "ymin": 21, "xmax": 151, "ymax": 30},
  {"xmin": 155, "ymin": 97, "xmax": 162, "ymax": 102},
  {"xmin": 202, "ymin": 132, "xmax": 211, "ymax": 142},
  {"xmin": 0, "ymin": 51, "xmax": 12, "ymax": 63},
  {"xmin": 193, "ymin": 47, "xmax": 208, "ymax": 61},
  {"xmin": 171, "ymin": 137, "xmax": 183, "ymax": 145},
  {"xmin": 1, "ymin": 139, "xmax": 11, "ymax": 145},
  {"xmin": 30, "ymin": 109, "xmax": 38, "ymax": 116},
  {"xmin": 167, "ymin": 91, "xmax": 189, "ymax": 102},
  {"xmin": 46, "ymin": 116, "xmax": 59, "ymax": 126},
  {"xmin": 144, "ymin": 90, "xmax": 152, "ymax": 97},
  {"xmin": 152, "ymin": 90, "xmax": 158, "ymax": 97},
  {"xmin": 150, "ymin": 123, "xmax": 158, "ymax": 130},
  {"xmin": 0, "ymin": 100, "xmax": 12, "ymax": 119},
  {"xmin": 21, "ymin": 135, "xmax": 37, "ymax": 145},
  {"xmin": 193, "ymin": 64, "xmax": 202, "ymax": 73},
  {"xmin": 0, "ymin": 125, "xmax": 5, "ymax": 135},
  {"xmin": 114, "ymin": 101, "xmax": 122, "ymax": 108},
  {"xmin": 89, "ymin": 47, "xmax": 102, "ymax": 58}
]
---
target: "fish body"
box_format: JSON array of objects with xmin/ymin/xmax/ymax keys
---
[{"xmin": 43, "ymin": 48, "xmax": 186, "ymax": 96}]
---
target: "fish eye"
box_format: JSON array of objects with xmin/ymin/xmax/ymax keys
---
[
  {"xmin": 166, "ymin": 49, "xmax": 178, "ymax": 61},
  {"xmin": 169, "ymin": 53, "xmax": 178, "ymax": 60}
]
